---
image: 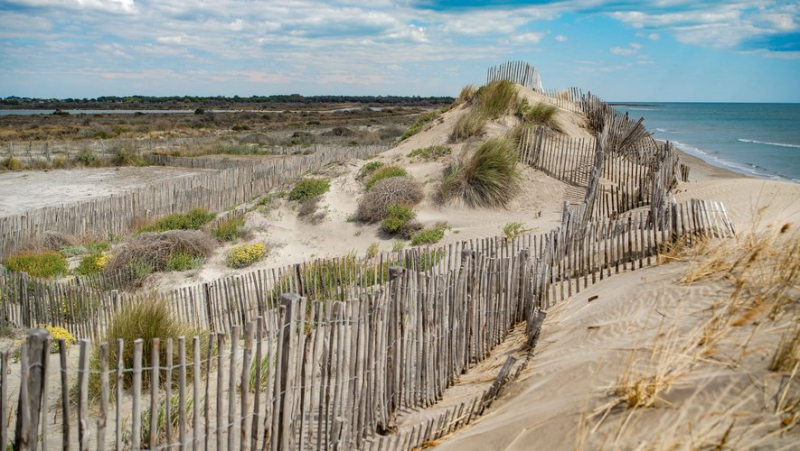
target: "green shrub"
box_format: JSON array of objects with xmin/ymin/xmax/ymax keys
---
[
  {"xmin": 225, "ymin": 242, "xmax": 266, "ymax": 268},
  {"xmin": 288, "ymin": 178, "xmax": 330, "ymax": 201},
  {"xmin": 450, "ymin": 109, "xmax": 488, "ymax": 141},
  {"xmin": 211, "ymin": 216, "xmax": 246, "ymax": 241},
  {"xmin": 166, "ymin": 251, "xmax": 202, "ymax": 271},
  {"xmin": 400, "ymin": 110, "xmax": 438, "ymax": 141},
  {"xmin": 111, "ymin": 148, "xmax": 147, "ymax": 167},
  {"xmin": 357, "ymin": 161, "xmax": 385, "ymax": 179},
  {"xmin": 381, "ymin": 204, "xmax": 416, "ymax": 234},
  {"xmin": 138, "ymin": 208, "xmax": 216, "ymax": 233},
  {"xmin": 59, "ymin": 246, "xmax": 87, "ymax": 257},
  {"xmin": 365, "ymin": 166, "xmax": 408, "ymax": 190},
  {"xmin": 438, "ymin": 138, "xmax": 520, "ymax": 207},
  {"xmin": 85, "ymin": 240, "xmax": 110, "ymax": 253},
  {"xmin": 411, "ymin": 226, "xmax": 446, "ymax": 246},
  {"xmin": 75, "ymin": 252, "xmax": 111, "ymax": 276},
  {"xmin": 74, "ymin": 149, "xmax": 97, "ymax": 166},
  {"xmin": 408, "ymin": 145, "xmax": 452, "ymax": 160},
  {"xmin": 5, "ymin": 251, "xmax": 68, "ymax": 278}
]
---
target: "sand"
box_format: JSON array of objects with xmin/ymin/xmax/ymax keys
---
[{"xmin": 0, "ymin": 166, "xmax": 210, "ymax": 216}]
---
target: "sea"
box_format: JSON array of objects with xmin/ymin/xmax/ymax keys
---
[{"xmin": 613, "ymin": 103, "xmax": 800, "ymax": 183}]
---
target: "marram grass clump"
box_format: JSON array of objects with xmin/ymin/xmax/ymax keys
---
[{"xmin": 438, "ymin": 138, "xmax": 521, "ymax": 207}]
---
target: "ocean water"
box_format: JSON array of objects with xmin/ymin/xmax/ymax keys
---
[{"xmin": 614, "ymin": 103, "xmax": 800, "ymax": 183}]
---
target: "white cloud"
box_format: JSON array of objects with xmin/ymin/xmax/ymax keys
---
[
  {"xmin": 630, "ymin": 42, "xmax": 642, "ymax": 49},
  {"xmin": 555, "ymin": 34, "xmax": 568, "ymax": 42},
  {"xmin": 510, "ymin": 32, "xmax": 544, "ymax": 44},
  {"xmin": 611, "ymin": 46, "xmax": 636, "ymax": 55},
  {"xmin": 648, "ymin": 33, "xmax": 660, "ymax": 40}
]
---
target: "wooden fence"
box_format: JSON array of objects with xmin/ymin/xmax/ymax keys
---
[
  {"xmin": 486, "ymin": 61, "xmax": 544, "ymax": 92},
  {"xmin": 0, "ymin": 144, "xmax": 386, "ymax": 260},
  {"xmin": 0, "ymin": 236, "xmax": 546, "ymax": 450}
]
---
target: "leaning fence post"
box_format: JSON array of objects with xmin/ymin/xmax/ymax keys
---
[
  {"xmin": 14, "ymin": 328, "xmax": 50, "ymax": 451},
  {"xmin": 276, "ymin": 293, "xmax": 300, "ymax": 451}
]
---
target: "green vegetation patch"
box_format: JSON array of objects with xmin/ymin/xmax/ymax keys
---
[
  {"xmin": 211, "ymin": 216, "xmax": 246, "ymax": 242},
  {"xmin": 138, "ymin": 208, "xmax": 216, "ymax": 233},
  {"xmin": 5, "ymin": 251, "xmax": 68, "ymax": 278},
  {"xmin": 365, "ymin": 166, "xmax": 408, "ymax": 190},
  {"xmin": 400, "ymin": 110, "xmax": 439, "ymax": 141},
  {"xmin": 75, "ymin": 253, "xmax": 111, "ymax": 276},
  {"xmin": 408, "ymin": 145, "xmax": 452, "ymax": 160},
  {"xmin": 288, "ymin": 178, "xmax": 330, "ymax": 201},
  {"xmin": 381, "ymin": 204, "xmax": 417, "ymax": 235},
  {"xmin": 225, "ymin": 242, "xmax": 267, "ymax": 268},
  {"xmin": 411, "ymin": 226, "xmax": 447, "ymax": 246},
  {"xmin": 357, "ymin": 161, "xmax": 385, "ymax": 179}
]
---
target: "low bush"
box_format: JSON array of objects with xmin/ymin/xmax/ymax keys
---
[
  {"xmin": 211, "ymin": 216, "xmax": 246, "ymax": 242},
  {"xmin": 356, "ymin": 177, "xmax": 424, "ymax": 223},
  {"xmin": 138, "ymin": 208, "xmax": 216, "ymax": 233},
  {"xmin": 408, "ymin": 145, "xmax": 452, "ymax": 160},
  {"xmin": 357, "ymin": 161, "xmax": 384, "ymax": 179},
  {"xmin": 381, "ymin": 204, "xmax": 416, "ymax": 235},
  {"xmin": 411, "ymin": 226, "xmax": 446, "ymax": 246},
  {"xmin": 74, "ymin": 149, "xmax": 97, "ymax": 166},
  {"xmin": 365, "ymin": 166, "xmax": 408, "ymax": 190},
  {"xmin": 400, "ymin": 110, "xmax": 438, "ymax": 141},
  {"xmin": 111, "ymin": 148, "xmax": 148, "ymax": 167},
  {"xmin": 288, "ymin": 178, "xmax": 330, "ymax": 201},
  {"xmin": 1, "ymin": 156, "xmax": 23, "ymax": 171},
  {"xmin": 438, "ymin": 138, "xmax": 520, "ymax": 207},
  {"xmin": 4, "ymin": 251, "xmax": 68, "ymax": 278},
  {"xmin": 44, "ymin": 325, "xmax": 75, "ymax": 353},
  {"xmin": 107, "ymin": 230, "xmax": 216, "ymax": 275},
  {"xmin": 225, "ymin": 242, "xmax": 266, "ymax": 268},
  {"xmin": 75, "ymin": 252, "xmax": 111, "ymax": 276}
]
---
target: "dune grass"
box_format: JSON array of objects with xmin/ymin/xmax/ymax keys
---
[
  {"xmin": 450, "ymin": 109, "xmax": 488, "ymax": 141},
  {"xmin": 408, "ymin": 145, "xmax": 452, "ymax": 160},
  {"xmin": 400, "ymin": 110, "xmax": 439, "ymax": 141},
  {"xmin": 518, "ymin": 99, "xmax": 562, "ymax": 131},
  {"xmin": 475, "ymin": 80, "xmax": 519, "ymax": 119},
  {"xmin": 438, "ymin": 138, "xmax": 520, "ymax": 207},
  {"xmin": 456, "ymin": 84, "xmax": 477, "ymax": 104},
  {"xmin": 138, "ymin": 208, "xmax": 216, "ymax": 233}
]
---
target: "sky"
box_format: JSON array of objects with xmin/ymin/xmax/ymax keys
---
[{"xmin": 0, "ymin": 0, "xmax": 798, "ymax": 102}]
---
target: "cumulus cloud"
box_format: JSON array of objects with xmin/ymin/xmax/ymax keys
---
[
  {"xmin": 510, "ymin": 32, "xmax": 544, "ymax": 44},
  {"xmin": 555, "ymin": 34, "xmax": 568, "ymax": 42}
]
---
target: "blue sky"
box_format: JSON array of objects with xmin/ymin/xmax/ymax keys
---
[{"xmin": 0, "ymin": 0, "xmax": 798, "ymax": 101}]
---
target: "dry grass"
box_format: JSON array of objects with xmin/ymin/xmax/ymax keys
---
[
  {"xmin": 456, "ymin": 84, "xmax": 477, "ymax": 104},
  {"xmin": 107, "ymin": 230, "xmax": 216, "ymax": 274},
  {"xmin": 356, "ymin": 176, "xmax": 424, "ymax": 223},
  {"xmin": 770, "ymin": 325, "xmax": 800, "ymax": 372},
  {"xmin": 450, "ymin": 109, "xmax": 488, "ymax": 141}
]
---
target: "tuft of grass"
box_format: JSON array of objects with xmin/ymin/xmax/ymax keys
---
[
  {"xmin": 140, "ymin": 393, "xmax": 195, "ymax": 446},
  {"xmin": 211, "ymin": 216, "xmax": 246, "ymax": 242},
  {"xmin": 381, "ymin": 204, "xmax": 417, "ymax": 235},
  {"xmin": 502, "ymin": 222, "xmax": 532, "ymax": 241},
  {"xmin": 450, "ymin": 109, "xmax": 487, "ymax": 141},
  {"xmin": 770, "ymin": 326, "xmax": 800, "ymax": 372},
  {"xmin": 225, "ymin": 242, "xmax": 267, "ymax": 268},
  {"xmin": 4, "ymin": 250, "xmax": 68, "ymax": 278},
  {"xmin": 400, "ymin": 110, "xmax": 439, "ymax": 141},
  {"xmin": 475, "ymin": 80, "xmax": 519, "ymax": 119},
  {"xmin": 165, "ymin": 251, "xmax": 202, "ymax": 271},
  {"xmin": 365, "ymin": 166, "xmax": 408, "ymax": 190},
  {"xmin": 138, "ymin": 208, "xmax": 216, "ymax": 233},
  {"xmin": 288, "ymin": 178, "xmax": 330, "ymax": 201},
  {"xmin": 518, "ymin": 99, "xmax": 561, "ymax": 131},
  {"xmin": 74, "ymin": 149, "xmax": 98, "ymax": 166},
  {"xmin": 1, "ymin": 156, "xmax": 23, "ymax": 171},
  {"xmin": 411, "ymin": 226, "xmax": 446, "ymax": 246},
  {"xmin": 111, "ymin": 148, "xmax": 148, "ymax": 167},
  {"xmin": 392, "ymin": 241, "xmax": 406, "ymax": 252},
  {"xmin": 408, "ymin": 145, "xmax": 452, "ymax": 160},
  {"xmin": 357, "ymin": 161, "xmax": 385, "ymax": 180},
  {"xmin": 456, "ymin": 84, "xmax": 477, "ymax": 104},
  {"xmin": 438, "ymin": 138, "xmax": 520, "ymax": 207},
  {"xmin": 366, "ymin": 242, "xmax": 380, "ymax": 259},
  {"xmin": 88, "ymin": 296, "xmax": 209, "ymax": 400}
]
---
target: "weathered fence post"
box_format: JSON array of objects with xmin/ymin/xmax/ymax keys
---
[
  {"xmin": 14, "ymin": 329, "xmax": 50, "ymax": 451},
  {"xmin": 276, "ymin": 293, "xmax": 301, "ymax": 451}
]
